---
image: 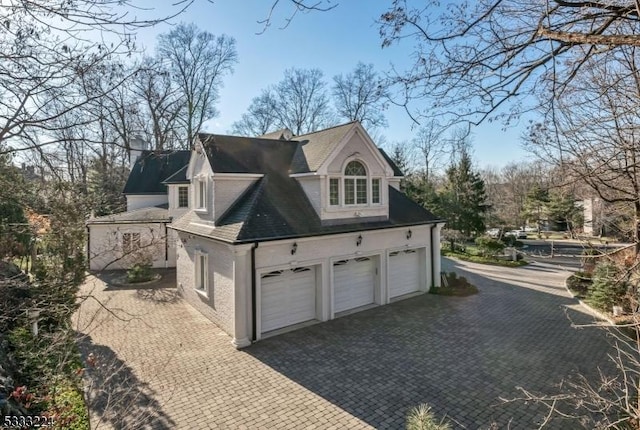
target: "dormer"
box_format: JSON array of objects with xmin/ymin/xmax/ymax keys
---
[
  {"xmin": 185, "ymin": 135, "xmax": 266, "ymax": 225},
  {"xmin": 291, "ymin": 122, "xmax": 399, "ymax": 224}
]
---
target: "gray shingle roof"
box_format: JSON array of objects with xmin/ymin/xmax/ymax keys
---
[
  {"xmin": 290, "ymin": 121, "xmax": 357, "ymax": 173},
  {"xmin": 378, "ymin": 148, "xmax": 404, "ymax": 177},
  {"xmin": 171, "ymin": 183, "xmax": 441, "ymax": 244},
  {"xmin": 199, "ymin": 134, "xmax": 297, "ymax": 174},
  {"xmin": 123, "ymin": 150, "xmax": 191, "ymax": 194},
  {"xmin": 162, "ymin": 165, "xmax": 189, "ymax": 184}
]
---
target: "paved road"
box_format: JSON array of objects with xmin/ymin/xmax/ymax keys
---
[{"xmin": 75, "ymin": 261, "xmax": 614, "ymax": 429}]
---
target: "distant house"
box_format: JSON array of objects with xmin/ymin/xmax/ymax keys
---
[{"xmin": 86, "ymin": 121, "xmax": 445, "ymax": 347}]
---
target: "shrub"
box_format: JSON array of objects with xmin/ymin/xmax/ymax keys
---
[
  {"xmin": 126, "ymin": 262, "xmax": 153, "ymax": 283},
  {"xmin": 46, "ymin": 381, "xmax": 90, "ymax": 430},
  {"xmin": 474, "ymin": 236, "xmax": 505, "ymax": 257},
  {"xmin": 586, "ymin": 262, "xmax": 627, "ymax": 312},
  {"xmin": 500, "ymin": 235, "xmax": 523, "ymax": 248},
  {"xmin": 406, "ymin": 404, "xmax": 451, "ymax": 430},
  {"xmin": 567, "ymin": 272, "xmax": 593, "ymax": 298}
]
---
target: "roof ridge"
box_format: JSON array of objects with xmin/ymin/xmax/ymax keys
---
[
  {"xmin": 294, "ymin": 120, "xmax": 358, "ymax": 138},
  {"xmin": 197, "ymin": 132, "xmax": 299, "ymax": 143}
]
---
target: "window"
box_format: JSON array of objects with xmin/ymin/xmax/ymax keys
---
[
  {"xmin": 195, "ymin": 251, "xmax": 208, "ymax": 294},
  {"xmin": 329, "ymin": 178, "xmax": 339, "ymax": 206},
  {"xmin": 344, "ymin": 161, "xmax": 367, "ymax": 205},
  {"xmin": 178, "ymin": 186, "xmax": 189, "ymax": 208},
  {"xmin": 196, "ymin": 179, "xmax": 206, "ymax": 210},
  {"xmin": 122, "ymin": 232, "xmax": 140, "ymax": 254},
  {"xmin": 372, "ymin": 178, "xmax": 381, "ymax": 204}
]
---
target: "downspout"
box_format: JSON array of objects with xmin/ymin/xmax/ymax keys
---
[
  {"xmin": 430, "ymin": 224, "xmax": 436, "ymax": 288},
  {"xmin": 86, "ymin": 225, "xmax": 91, "ymax": 270},
  {"xmin": 164, "ymin": 221, "xmax": 170, "ymax": 268},
  {"xmin": 251, "ymin": 241, "xmax": 259, "ymax": 342}
]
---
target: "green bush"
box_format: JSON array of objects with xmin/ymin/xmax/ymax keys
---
[
  {"xmin": 474, "ymin": 236, "xmax": 505, "ymax": 257},
  {"xmin": 566, "ymin": 272, "xmax": 593, "ymax": 298},
  {"xmin": 47, "ymin": 381, "xmax": 90, "ymax": 430},
  {"xmin": 586, "ymin": 262, "xmax": 627, "ymax": 312},
  {"xmin": 406, "ymin": 404, "xmax": 451, "ymax": 430},
  {"xmin": 126, "ymin": 262, "xmax": 153, "ymax": 283},
  {"xmin": 500, "ymin": 235, "xmax": 523, "ymax": 248}
]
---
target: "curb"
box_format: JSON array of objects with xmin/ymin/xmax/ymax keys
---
[
  {"xmin": 564, "ymin": 275, "xmax": 615, "ymax": 325},
  {"xmin": 111, "ymin": 274, "xmax": 162, "ymax": 287}
]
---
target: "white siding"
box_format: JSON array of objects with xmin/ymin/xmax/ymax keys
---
[
  {"xmin": 327, "ymin": 132, "xmax": 386, "ymax": 176},
  {"xmin": 88, "ymin": 223, "xmax": 172, "ymax": 271},
  {"xmin": 175, "ymin": 233, "xmax": 235, "ymax": 334},
  {"xmin": 213, "ymin": 178, "xmax": 257, "ymax": 221},
  {"xmin": 126, "ymin": 195, "xmax": 168, "ymax": 211},
  {"xmin": 297, "ymin": 176, "xmax": 322, "ymax": 216}
]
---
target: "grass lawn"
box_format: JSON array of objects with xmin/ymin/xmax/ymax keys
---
[{"xmin": 442, "ymin": 249, "xmax": 528, "ymax": 267}]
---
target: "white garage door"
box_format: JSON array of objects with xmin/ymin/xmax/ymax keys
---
[
  {"xmin": 261, "ymin": 266, "xmax": 316, "ymax": 333},
  {"xmin": 333, "ymin": 257, "xmax": 376, "ymax": 313},
  {"xmin": 388, "ymin": 249, "xmax": 421, "ymax": 298}
]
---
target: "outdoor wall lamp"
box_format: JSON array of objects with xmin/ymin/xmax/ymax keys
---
[
  {"xmin": 406, "ymin": 229, "xmax": 412, "ymax": 240},
  {"xmin": 291, "ymin": 242, "xmax": 298, "ymax": 255},
  {"xmin": 356, "ymin": 235, "xmax": 362, "ymax": 247}
]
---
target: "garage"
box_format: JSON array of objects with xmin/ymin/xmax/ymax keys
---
[
  {"xmin": 333, "ymin": 257, "xmax": 376, "ymax": 313},
  {"xmin": 260, "ymin": 266, "xmax": 316, "ymax": 333},
  {"xmin": 388, "ymin": 249, "xmax": 421, "ymax": 299}
]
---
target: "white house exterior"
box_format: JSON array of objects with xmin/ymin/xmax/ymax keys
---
[
  {"xmin": 86, "ymin": 122, "xmax": 444, "ymax": 346},
  {"xmin": 169, "ymin": 122, "xmax": 445, "ymax": 348},
  {"xmin": 86, "ymin": 150, "xmax": 190, "ymax": 271}
]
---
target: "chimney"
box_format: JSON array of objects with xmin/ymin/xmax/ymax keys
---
[{"xmin": 129, "ymin": 135, "xmax": 147, "ymax": 168}]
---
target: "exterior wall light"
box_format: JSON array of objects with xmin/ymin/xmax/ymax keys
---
[
  {"xmin": 356, "ymin": 235, "xmax": 362, "ymax": 246},
  {"xmin": 291, "ymin": 242, "xmax": 298, "ymax": 255},
  {"xmin": 406, "ymin": 229, "xmax": 412, "ymax": 240}
]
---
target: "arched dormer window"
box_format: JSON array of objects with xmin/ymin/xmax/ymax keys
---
[
  {"xmin": 344, "ymin": 161, "xmax": 367, "ymax": 205},
  {"xmin": 328, "ymin": 160, "xmax": 382, "ymax": 208}
]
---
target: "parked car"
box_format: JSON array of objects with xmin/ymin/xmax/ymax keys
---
[
  {"xmin": 486, "ymin": 228, "xmax": 501, "ymax": 238},
  {"xmin": 506, "ymin": 230, "xmax": 528, "ymax": 239}
]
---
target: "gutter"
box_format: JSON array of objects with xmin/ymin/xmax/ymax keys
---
[
  {"xmin": 251, "ymin": 241, "xmax": 259, "ymax": 342},
  {"xmin": 170, "ymin": 219, "xmax": 447, "ymax": 246}
]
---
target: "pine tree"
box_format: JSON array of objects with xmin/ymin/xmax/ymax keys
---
[{"xmin": 440, "ymin": 150, "xmax": 487, "ymax": 236}]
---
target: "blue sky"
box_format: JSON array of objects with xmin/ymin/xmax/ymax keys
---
[{"xmin": 133, "ymin": 1, "xmax": 533, "ymax": 169}]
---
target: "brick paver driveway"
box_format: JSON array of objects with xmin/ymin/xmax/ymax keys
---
[{"xmin": 75, "ymin": 259, "xmax": 613, "ymax": 429}]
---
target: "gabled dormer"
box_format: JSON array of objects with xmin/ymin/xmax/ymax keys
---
[
  {"xmin": 291, "ymin": 121, "xmax": 402, "ymax": 224},
  {"xmin": 184, "ymin": 135, "xmax": 271, "ymax": 226}
]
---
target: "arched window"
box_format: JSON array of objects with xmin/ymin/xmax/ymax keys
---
[{"xmin": 344, "ymin": 161, "xmax": 367, "ymax": 204}]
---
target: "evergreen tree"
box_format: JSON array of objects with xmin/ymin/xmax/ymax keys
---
[
  {"xmin": 522, "ymin": 185, "xmax": 550, "ymax": 231},
  {"xmin": 440, "ymin": 150, "xmax": 487, "ymax": 236}
]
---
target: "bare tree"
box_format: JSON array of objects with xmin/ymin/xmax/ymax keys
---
[
  {"xmin": 528, "ymin": 46, "xmax": 640, "ymax": 244},
  {"xmin": 157, "ymin": 23, "xmax": 238, "ymax": 146},
  {"xmin": 377, "ymin": 0, "xmax": 640, "ymax": 126},
  {"xmin": 231, "ymin": 92, "xmax": 279, "ymax": 136},
  {"xmin": 0, "ymin": 1, "xmax": 194, "ymax": 155},
  {"xmin": 232, "ymin": 68, "xmax": 334, "ymax": 136},
  {"xmin": 412, "ymin": 120, "xmax": 448, "ymax": 184},
  {"xmin": 132, "ymin": 58, "xmax": 183, "ymax": 150},
  {"xmin": 332, "ymin": 62, "xmax": 388, "ymax": 129}
]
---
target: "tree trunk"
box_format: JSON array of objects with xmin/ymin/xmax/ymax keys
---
[{"xmin": 635, "ymin": 202, "xmax": 640, "ymax": 256}]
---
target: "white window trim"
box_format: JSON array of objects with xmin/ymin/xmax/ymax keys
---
[
  {"xmin": 177, "ymin": 185, "xmax": 189, "ymax": 208},
  {"xmin": 194, "ymin": 176, "xmax": 208, "ymax": 213},
  {"xmin": 329, "ymin": 177, "xmax": 340, "ymax": 206},
  {"xmin": 122, "ymin": 232, "xmax": 141, "ymax": 254},
  {"xmin": 371, "ymin": 177, "xmax": 382, "ymax": 205},
  {"xmin": 194, "ymin": 250, "xmax": 209, "ymax": 297}
]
